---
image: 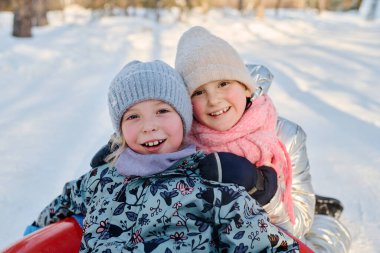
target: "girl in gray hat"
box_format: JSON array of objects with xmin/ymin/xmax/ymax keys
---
[{"xmin": 22, "ymin": 60, "xmax": 302, "ymax": 252}]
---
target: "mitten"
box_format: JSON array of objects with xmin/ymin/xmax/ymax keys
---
[
  {"xmin": 198, "ymin": 152, "xmax": 277, "ymax": 206},
  {"xmin": 23, "ymin": 223, "xmax": 40, "ymax": 236},
  {"xmin": 90, "ymin": 142, "xmax": 113, "ymax": 168},
  {"xmin": 252, "ymin": 165, "xmax": 278, "ymax": 206}
]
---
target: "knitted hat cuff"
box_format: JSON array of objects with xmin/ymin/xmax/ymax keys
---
[{"xmin": 184, "ymin": 64, "xmax": 255, "ymax": 95}]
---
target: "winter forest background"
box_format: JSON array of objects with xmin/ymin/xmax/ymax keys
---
[{"xmin": 1, "ymin": 0, "xmax": 379, "ymax": 251}]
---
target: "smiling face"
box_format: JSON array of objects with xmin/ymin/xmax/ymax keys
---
[
  {"xmin": 191, "ymin": 80, "xmax": 251, "ymax": 131},
  {"xmin": 120, "ymin": 100, "xmax": 184, "ymax": 154}
]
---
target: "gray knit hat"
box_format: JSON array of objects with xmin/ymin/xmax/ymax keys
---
[
  {"xmin": 175, "ymin": 26, "xmax": 255, "ymax": 96},
  {"xmin": 108, "ymin": 60, "xmax": 192, "ymax": 136}
]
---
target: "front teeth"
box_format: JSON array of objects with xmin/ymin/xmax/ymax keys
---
[
  {"xmin": 143, "ymin": 139, "xmax": 164, "ymax": 147},
  {"xmin": 210, "ymin": 107, "xmax": 229, "ymax": 116}
]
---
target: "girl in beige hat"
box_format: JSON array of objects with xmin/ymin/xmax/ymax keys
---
[{"xmin": 175, "ymin": 26, "xmax": 351, "ymax": 253}]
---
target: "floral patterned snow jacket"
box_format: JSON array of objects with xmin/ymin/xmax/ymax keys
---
[{"xmin": 35, "ymin": 151, "xmax": 300, "ymax": 252}]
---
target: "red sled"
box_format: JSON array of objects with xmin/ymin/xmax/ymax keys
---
[
  {"xmin": 2, "ymin": 217, "xmax": 82, "ymax": 253},
  {"xmin": 2, "ymin": 218, "xmax": 314, "ymax": 253}
]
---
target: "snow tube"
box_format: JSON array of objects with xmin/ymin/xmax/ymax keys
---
[
  {"xmin": 2, "ymin": 217, "xmax": 314, "ymax": 253},
  {"xmin": 2, "ymin": 217, "xmax": 82, "ymax": 253}
]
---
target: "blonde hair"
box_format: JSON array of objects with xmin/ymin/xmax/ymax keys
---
[{"xmin": 105, "ymin": 133, "xmax": 128, "ymax": 165}]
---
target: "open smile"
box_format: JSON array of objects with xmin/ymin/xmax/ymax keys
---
[
  {"xmin": 141, "ymin": 139, "xmax": 166, "ymax": 147},
  {"xmin": 209, "ymin": 106, "xmax": 230, "ymax": 116}
]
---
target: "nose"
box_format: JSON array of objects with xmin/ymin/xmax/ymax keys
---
[
  {"xmin": 207, "ymin": 91, "xmax": 221, "ymax": 106},
  {"xmin": 142, "ymin": 117, "xmax": 158, "ymax": 133}
]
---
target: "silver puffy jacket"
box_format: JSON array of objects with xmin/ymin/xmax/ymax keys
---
[{"xmin": 248, "ymin": 65, "xmax": 351, "ymax": 253}]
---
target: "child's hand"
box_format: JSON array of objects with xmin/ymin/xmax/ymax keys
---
[
  {"xmin": 23, "ymin": 224, "xmax": 40, "ymax": 236},
  {"xmin": 90, "ymin": 141, "xmax": 113, "ymax": 168},
  {"xmin": 252, "ymin": 166, "xmax": 278, "ymax": 206},
  {"xmin": 198, "ymin": 152, "xmax": 277, "ymax": 206},
  {"xmin": 198, "ymin": 152, "xmax": 256, "ymax": 189}
]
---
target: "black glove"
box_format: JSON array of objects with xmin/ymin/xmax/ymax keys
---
[
  {"xmin": 90, "ymin": 141, "xmax": 114, "ymax": 168},
  {"xmin": 198, "ymin": 152, "xmax": 277, "ymax": 206}
]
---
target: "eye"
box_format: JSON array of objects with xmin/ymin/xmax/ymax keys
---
[
  {"xmin": 125, "ymin": 114, "xmax": 139, "ymax": 120},
  {"xmin": 157, "ymin": 108, "xmax": 170, "ymax": 114},
  {"xmin": 218, "ymin": 81, "xmax": 230, "ymax": 88},
  {"xmin": 191, "ymin": 90, "xmax": 204, "ymax": 97}
]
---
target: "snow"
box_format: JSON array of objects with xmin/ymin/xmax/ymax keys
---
[{"xmin": 1, "ymin": 6, "xmax": 380, "ymax": 252}]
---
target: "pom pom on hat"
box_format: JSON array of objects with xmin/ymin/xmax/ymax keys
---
[
  {"xmin": 175, "ymin": 26, "xmax": 255, "ymax": 96},
  {"xmin": 108, "ymin": 60, "xmax": 193, "ymax": 136}
]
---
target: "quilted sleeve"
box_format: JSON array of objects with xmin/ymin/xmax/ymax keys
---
[{"xmin": 33, "ymin": 168, "xmax": 95, "ymax": 227}]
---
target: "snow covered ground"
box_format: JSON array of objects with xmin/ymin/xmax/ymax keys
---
[{"xmin": 0, "ymin": 5, "xmax": 379, "ymax": 251}]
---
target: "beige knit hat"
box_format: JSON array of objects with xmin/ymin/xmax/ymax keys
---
[{"xmin": 175, "ymin": 26, "xmax": 255, "ymax": 96}]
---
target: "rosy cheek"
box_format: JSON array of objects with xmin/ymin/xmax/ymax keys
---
[{"xmin": 191, "ymin": 101, "xmax": 204, "ymax": 118}]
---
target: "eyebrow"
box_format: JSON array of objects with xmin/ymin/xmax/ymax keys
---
[
  {"xmin": 126, "ymin": 100, "xmax": 169, "ymax": 112},
  {"xmin": 154, "ymin": 100, "xmax": 167, "ymax": 106}
]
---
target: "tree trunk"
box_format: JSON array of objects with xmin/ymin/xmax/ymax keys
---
[
  {"xmin": 245, "ymin": 0, "xmax": 255, "ymax": 13},
  {"xmin": 275, "ymin": 0, "xmax": 282, "ymax": 16},
  {"xmin": 156, "ymin": 0, "xmax": 161, "ymax": 22},
  {"xmin": 366, "ymin": 0, "xmax": 378, "ymax": 20},
  {"xmin": 177, "ymin": 0, "xmax": 192, "ymax": 21},
  {"xmin": 256, "ymin": 0, "xmax": 265, "ymax": 18},
  {"xmin": 201, "ymin": 0, "xmax": 210, "ymax": 14},
  {"xmin": 317, "ymin": 0, "xmax": 327, "ymax": 13},
  {"xmin": 356, "ymin": 0, "xmax": 363, "ymax": 9},
  {"xmin": 12, "ymin": 0, "xmax": 33, "ymax": 37},
  {"xmin": 238, "ymin": 0, "xmax": 244, "ymax": 11},
  {"xmin": 32, "ymin": 0, "xmax": 49, "ymax": 26}
]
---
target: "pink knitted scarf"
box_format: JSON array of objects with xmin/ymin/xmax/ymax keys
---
[{"xmin": 188, "ymin": 95, "xmax": 294, "ymax": 223}]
